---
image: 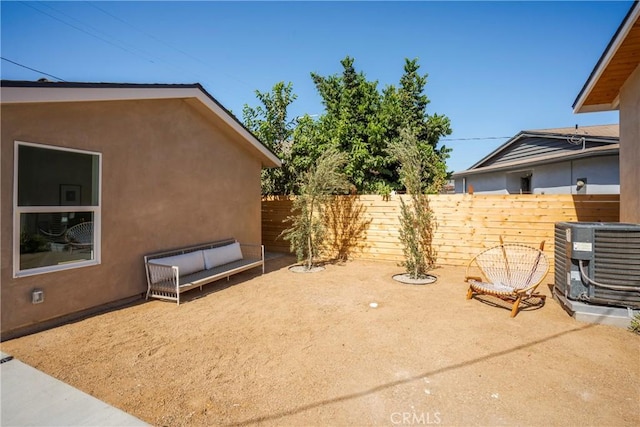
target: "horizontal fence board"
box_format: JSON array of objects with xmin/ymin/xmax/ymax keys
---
[{"xmin": 262, "ymin": 194, "xmax": 619, "ymax": 275}]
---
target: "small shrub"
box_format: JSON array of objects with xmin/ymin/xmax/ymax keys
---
[
  {"xmin": 397, "ymin": 193, "xmax": 436, "ymax": 278},
  {"xmin": 387, "ymin": 127, "xmax": 437, "ymax": 279},
  {"xmin": 629, "ymin": 313, "xmax": 640, "ymax": 335},
  {"xmin": 281, "ymin": 148, "xmax": 350, "ymax": 270},
  {"xmin": 20, "ymin": 232, "xmax": 51, "ymax": 253},
  {"xmin": 374, "ymin": 181, "xmax": 393, "ymax": 200}
]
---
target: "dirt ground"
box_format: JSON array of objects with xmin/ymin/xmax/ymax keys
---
[{"xmin": 2, "ymin": 256, "xmax": 639, "ymax": 427}]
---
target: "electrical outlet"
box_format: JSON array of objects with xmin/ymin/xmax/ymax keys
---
[{"xmin": 32, "ymin": 289, "xmax": 44, "ymax": 304}]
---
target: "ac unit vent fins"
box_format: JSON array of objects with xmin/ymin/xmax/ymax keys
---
[{"xmin": 593, "ymin": 229, "xmax": 640, "ymax": 305}]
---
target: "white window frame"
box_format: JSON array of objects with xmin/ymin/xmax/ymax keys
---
[{"xmin": 13, "ymin": 141, "xmax": 102, "ymax": 277}]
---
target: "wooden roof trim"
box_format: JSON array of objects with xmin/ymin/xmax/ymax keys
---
[{"xmin": 573, "ymin": 1, "xmax": 640, "ymax": 113}]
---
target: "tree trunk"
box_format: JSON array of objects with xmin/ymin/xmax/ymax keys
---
[{"xmin": 307, "ymin": 198, "xmax": 315, "ymax": 270}]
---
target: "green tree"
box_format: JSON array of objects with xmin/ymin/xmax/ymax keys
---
[
  {"xmin": 310, "ymin": 57, "xmax": 387, "ymax": 193},
  {"xmin": 388, "ymin": 127, "xmax": 437, "ymax": 278},
  {"xmin": 242, "ymin": 82, "xmax": 297, "ymax": 195},
  {"xmin": 380, "ymin": 58, "xmax": 453, "ymax": 193},
  {"xmin": 287, "ymin": 114, "xmax": 325, "ymax": 194},
  {"xmin": 281, "ymin": 148, "xmax": 351, "ymax": 270},
  {"xmin": 250, "ymin": 58, "xmax": 453, "ymax": 195},
  {"xmin": 308, "ymin": 57, "xmax": 452, "ymax": 194}
]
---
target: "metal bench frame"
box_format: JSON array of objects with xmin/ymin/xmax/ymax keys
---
[{"xmin": 144, "ymin": 239, "xmax": 264, "ymax": 305}]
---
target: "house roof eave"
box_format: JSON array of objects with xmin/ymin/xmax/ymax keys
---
[
  {"xmin": 465, "ymin": 132, "xmax": 525, "ymax": 170},
  {"xmin": 465, "ymin": 126, "xmax": 618, "ymax": 171},
  {"xmin": 452, "ymin": 144, "xmax": 619, "ymax": 178},
  {"xmin": 573, "ymin": 1, "xmax": 640, "ymax": 113},
  {"xmin": 0, "ymin": 81, "xmax": 282, "ymax": 168}
]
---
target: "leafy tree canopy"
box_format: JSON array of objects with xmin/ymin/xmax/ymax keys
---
[
  {"xmin": 243, "ymin": 57, "xmax": 453, "ymax": 195},
  {"xmin": 242, "ymin": 81, "xmax": 297, "ymax": 195}
]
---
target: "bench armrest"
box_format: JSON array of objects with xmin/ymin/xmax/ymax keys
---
[{"xmin": 146, "ymin": 262, "xmax": 179, "ymax": 288}]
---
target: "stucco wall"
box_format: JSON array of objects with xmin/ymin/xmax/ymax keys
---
[
  {"xmin": 458, "ymin": 172, "xmax": 508, "ymax": 194},
  {"xmin": 531, "ymin": 163, "xmax": 570, "ymax": 194},
  {"xmin": 619, "ymin": 64, "xmax": 640, "ymax": 223},
  {"xmin": 533, "ymin": 157, "xmax": 619, "ymax": 194},
  {"xmin": 1, "ymin": 99, "xmax": 263, "ymax": 337}
]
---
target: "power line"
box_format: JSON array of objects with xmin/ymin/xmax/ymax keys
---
[
  {"xmin": 85, "ymin": 2, "xmax": 206, "ymax": 67},
  {"xmin": 36, "ymin": 1, "xmax": 157, "ymax": 63},
  {"xmin": 20, "ymin": 1, "xmax": 156, "ymax": 64},
  {"xmin": 441, "ymin": 136, "xmax": 511, "ymax": 141},
  {"xmin": 21, "ymin": 1, "xmax": 251, "ymax": 92},
  {"xmin": 1, "ymin": 57, "xmax": 67, "ymax": 82},
  {"xmin": 84, "ymin": 1, "xmax": 253, "ymax": 89},
  {"xmin": 17, "ymin": 1, "xmax": 210, "ymax": 85}
]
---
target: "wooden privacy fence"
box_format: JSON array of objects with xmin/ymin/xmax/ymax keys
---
[{"xmin": 262, "ymin": 194, "xmax": 620, "ymax": 273}]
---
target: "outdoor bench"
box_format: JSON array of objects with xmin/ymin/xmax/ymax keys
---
[{"xmin": 144, "ymin": 238, "xmax": 264, "ymax": 305}]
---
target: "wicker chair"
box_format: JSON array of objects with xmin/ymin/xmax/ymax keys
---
[
  {"xmin": 38, "ymin": 213, "xmax": 67, "ymax": 242},
  {"xmin": 465, "ymin": 237, "xmax": 549, "ymax": 317},
  {"xmin": 65, "ymin": 221, "xmax": 93, "ymax": 252}
]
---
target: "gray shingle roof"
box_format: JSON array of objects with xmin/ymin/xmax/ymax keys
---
[
  {"xmin": 524, "ymin": 124, "xmax": 619, "ymax": 138},
  {"xmin": 453, "ymin": 124, "xmax": 619, "ymax": 177}
]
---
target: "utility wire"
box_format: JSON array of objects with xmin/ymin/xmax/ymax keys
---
[
  {"xmin": 36, "ymin": 1, "xmax": 157, "ymax": 63},
  {"xmin": 1, "ymin": 57, "xmax": 67, "ymax": 82},
  {"xmin": 22, "ymin": 1, "xmax": 247, "ymax": 92},
  {"xmin": 442, "ymin": 136, "xmax": 511, "ymax": 141},
  {"xmin": 84, "ymin": 1, "xmax": 253, "ymax": 89},
  {"xmin": 20, "ymin": 1, "xmax": 156, "ymax": 63},
  {"xmin": 85, "ymin": 2, "xmax": 206, "ymax": 67},
  {"xmin": 19, "ymin": 1, "xmax": 210, "ymax": 85}
]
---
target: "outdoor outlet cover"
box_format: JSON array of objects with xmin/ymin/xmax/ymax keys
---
[{"xmin": 32, "ymin": 289, "xmax": 44, "ymax": 304}]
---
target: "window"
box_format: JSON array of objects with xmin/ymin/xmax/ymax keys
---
[
  {"xmin": 507, "ymin": 170, "xmax": 533, "ymax": 194},
  {"xmin": 14, "ymin": 141, "xmax": 101, "ymax": 277},
  {"xmin": 520, "ymin": 175, "xmax": 531, "ymax": 194}
]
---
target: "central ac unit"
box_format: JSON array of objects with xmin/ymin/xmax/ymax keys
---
[{"xmin": 554, "ymin": 222, "xmax": 640, "ymax": 309}]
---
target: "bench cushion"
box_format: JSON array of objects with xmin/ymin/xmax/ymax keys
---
[
  {"xmin": 180, "ymin": 258, "xmax": 261, "ymax": 288},
  {"xmin": 203, "ymin": 242, "xmax": 243, "ymax": 269},
  {"xmin": 153, "ymin": 250, "xmax": 205, "ymax": 276}
]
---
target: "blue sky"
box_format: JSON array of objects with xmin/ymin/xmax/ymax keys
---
[{"xmin": 1, "ymin": 1, "xmax": 631, "ymax": 173}]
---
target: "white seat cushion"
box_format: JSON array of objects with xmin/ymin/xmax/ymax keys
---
[
  {"xmin": 203, "ymin": 242, "xmax": 243, "ymax": 269},
  {"xmin": 153, "ymin": 250, "xmax": 205, "ymax": 276}
]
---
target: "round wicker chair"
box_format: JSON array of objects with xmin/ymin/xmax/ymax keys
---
[
  {"xmin": 65, "ymin": 221, "xmax": 93, "ymax": 252},
  {"xmin": 465, "ymin": 238, "xmax": 549, "ymax": 317}
]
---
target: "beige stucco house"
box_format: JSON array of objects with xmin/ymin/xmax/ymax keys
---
[
  {"xmin": 573, "ymin": 0, "xmax": 640, "ymax": 223},
  {"xmin": 1, "ymin": 81, "xmax": 281, "ymax": 339}
]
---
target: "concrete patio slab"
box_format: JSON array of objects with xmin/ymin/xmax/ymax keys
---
[{"xmin": 1, "ymin": 351, "xmax": 148, "ymax": 426}]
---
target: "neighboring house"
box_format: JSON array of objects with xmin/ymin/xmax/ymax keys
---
[
  {"xmin": 1, "ymin": 81, "xmax": 281, "ymax": 339},
  {"xmin": 440, "ymin": 179, "xmax": 456, "ymax": 194},
  {"xmin": 452, "ymin": 124, "xmax": 619, "ymax": 195},
  {"xmin": 573, "ymin": 0, "xmax": 640, "ymax": 223}
]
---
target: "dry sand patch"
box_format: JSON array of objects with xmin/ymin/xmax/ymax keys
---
[{"xmin": 2, "ymin": 256, "xmax": 638, "ymax": 426}]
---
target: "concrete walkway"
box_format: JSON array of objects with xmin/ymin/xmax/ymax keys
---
[{"xmin": 1, "ymin": 352, "xmax": 148, "ymax": 426}]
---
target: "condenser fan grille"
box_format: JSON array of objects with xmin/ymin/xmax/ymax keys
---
[{"xmin": 593, "ymin": 229, "xmax": 640, "ymax": 306}]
